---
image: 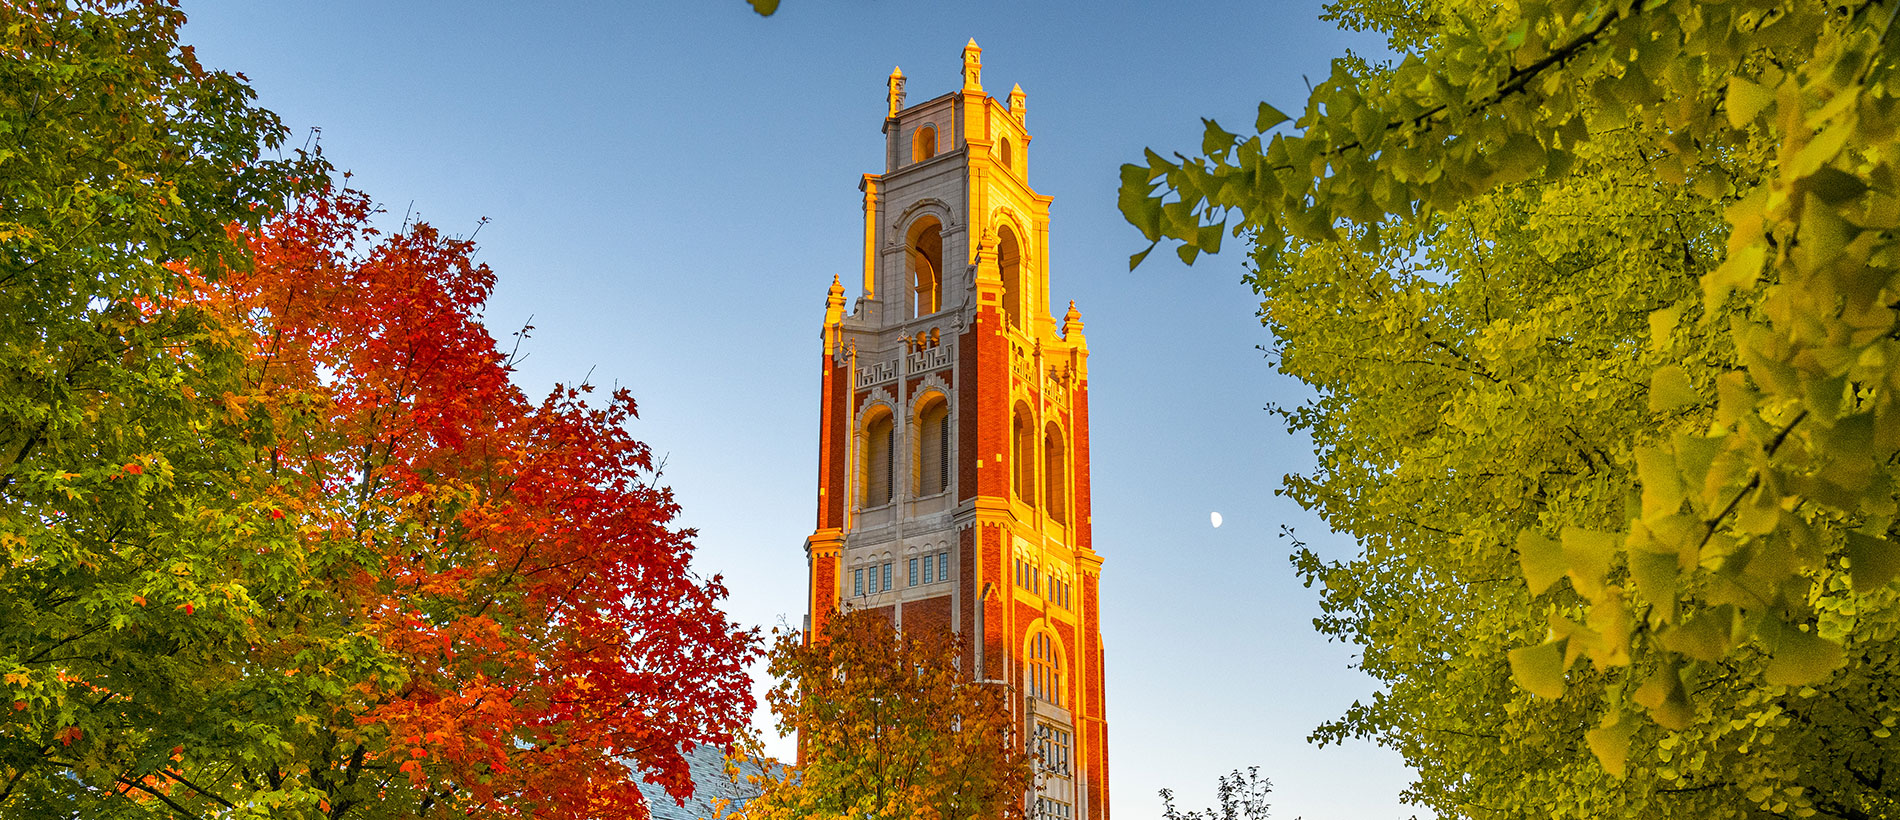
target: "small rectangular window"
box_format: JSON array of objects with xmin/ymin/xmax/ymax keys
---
[
  {"xmin": 882, "ymin": 562, "xmax": 892, "ymax": 592},
  {"xmin": 938, "ymin": 414, "xmax": 950, "ymax": 492},
  {"xmin": 922, "ymin": 556, "xmax": 934, "ymax": 584},
  {"xmin": 854, "ymin": 568, "xmax": 864, "ymax": 597},
  {"xmin": 938, "ymin": 552, "xmax": 948, "ymax": 583},
  {"xmin": 909, "ymin": 558, "xmax": 919, "ymax": 586}
]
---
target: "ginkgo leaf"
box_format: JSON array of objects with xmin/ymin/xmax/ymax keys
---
[
  {"xmin": 1648, "ymin": 365, "xmax": 1697, "ymax": 414},
  {"xmin": 1516, "ymin": 530, "xmax": 1565, "ymax": 595},
  {"xmin": 1846, "ymin": 531, "xmax": 1900, "ymax": 592},
  {"xmin": 1585, "ymin": 715, "xmax": 1637, "ymax": 778},
  {"xmin": 1725, "ymin": 77, "xmax": 1775, "ymax": 128},
  {"xmin": 1761, "ymin": 619, "xmax": 1845, "ymax": 686},
  {"xmin": 1256, "ymin": 102, "xmax": 1290, "ymax": 133},
  {"xmin": 1633, "ymin": 663, "xmax": 1693, "ymax": 731},
  {"xmin": 1561, "ymin": 527, "xmax": 1619, "ymax": 599},
  {"xmin": 1507, "ymin": 640, "xmax": 1567, "ymax": 699},
  {"xmin": 1629, "ymin": 548, "xmax": 1678, "ymax": 624}
]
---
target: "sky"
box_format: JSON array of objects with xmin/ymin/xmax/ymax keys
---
[{"xmin": 177, "ymin": 3, "xmax": 1418, "ymax": 818}]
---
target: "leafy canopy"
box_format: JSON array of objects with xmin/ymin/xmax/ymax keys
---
[
  {"xmin": 1121, "ymin": 0, "xmax": 1900, "ymax": 816},
  {"xmin": 724, "ymin": 610, "xmax": 1033, "ymax": 820},
  {"xmin": 2, "ymin": 3, "xmax": 758, "ymax": 818}
]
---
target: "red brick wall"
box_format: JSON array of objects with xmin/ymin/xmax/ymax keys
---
[
  {"xmin": 811, "ymin": 554, "xmax": 838, "ymax": 636},
  {"xmin": 817, "ymin": 356, "xmax": 848, "ymax": 529},
  {"xmin": 904, "ymin": 594, "xmax": 952, "ymax": 637},
  {"xmin": 982, "ymin": 526, "xmax": 1006, "ymax": 681},
  {"xmin": 959, "ymin": 527, "xmax": 979, "ymax": 670}
]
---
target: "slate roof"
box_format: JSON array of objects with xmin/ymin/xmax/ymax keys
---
[{"xmin": 634, "ymin": 744, "xmax": 778, "ymax": 820}]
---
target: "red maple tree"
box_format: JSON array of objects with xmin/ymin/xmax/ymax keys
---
[{"xmin": 186, "ymin": 185, "xmax": 758, "ymax": 818}]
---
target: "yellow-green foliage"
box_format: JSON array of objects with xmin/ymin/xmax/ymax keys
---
[
  {"xmin": 726, "ymin": 611, "xmax": 1033, "ymax": 820},
  {"xmin": 1122, "ymin": 0, "xmax": 1900, "ymax": 816}
]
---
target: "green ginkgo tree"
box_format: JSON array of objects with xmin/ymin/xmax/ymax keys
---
[{"xmin": 1122, "ymin": 0, "xmax": 1900, "ymax": 816}]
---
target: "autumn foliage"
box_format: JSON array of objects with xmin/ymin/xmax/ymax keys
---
[
  {"xmin": 202, "ymin": 187, "xmax": 759, "ymax": 817},
  {"xmin": 2, "ymin": 4, "xmax": 756, "ymax": 816},
  {"xmin": 727, "ymin": 609, "xmax": 1032, "ymax": 820}
]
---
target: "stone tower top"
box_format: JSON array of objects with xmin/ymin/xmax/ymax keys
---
[
  {"xmin": 961, "ymin": 39, "xmax": 982, "ymax": 91},
  {"xmin": 887, "ymin": 66, "xmax": 905, "ymax": 118}
]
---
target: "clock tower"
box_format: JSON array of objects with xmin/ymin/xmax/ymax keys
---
[{"xmin": 805, "ymin": 40, "xmax": 1109, "ymax": 820}]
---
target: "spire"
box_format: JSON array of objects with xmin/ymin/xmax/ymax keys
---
[
  {"xmin": 1008, "ymin": 83, "xmax": 1027, "ymax": 124},
  {"xmin": 887, "ymin": 66, "xmax": 906, "ymax": 118},
  {"xmin": 1062, "ymin": 300, "xmax": 1084, "ymax": 338},
  {"xmin": 825, "ymin": 274, "xmax": 847, "ymax": 326},
  {"xmin": 961, "ymin": 39, "xmax": 983, "ymax": 91}
]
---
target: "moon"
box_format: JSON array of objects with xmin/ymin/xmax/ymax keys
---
[{"xmin": 1210, "ymin": 511, "xmax": 1223, "ymax": 528}]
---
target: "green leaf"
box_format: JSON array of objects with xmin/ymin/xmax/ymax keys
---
[
  {"xmin": 1585, "ymin": 714, "xmax": 1637, "ymax": 778},
  {"xmin": 1724, "ymin": 76, "xmax": 1775, "ymax": 128},
  {"xmin": 1516, "ymin": 530, "xmax": 1565, "ymax": 595},
  {"xmin": 1255, "ymin": 102, "xmax": 1289, "ymax": 133},
  {"xmin": 1119, "ymin": 168, "xmax": 1163, "ymax": 241},
  {"xmin": 1507, "ymin": 640, "xmax": 1568, "ymax": 699},
  {"xmin": 1802, "ymin": 166, "xmax": 1868, "ymax": 204},
  {"xmin": 1846, "ymin": 531, "xmax": 1900, "ymax": 592},
  {"xmin": 1201, "ymin": 118, "xmax": 1238, "ymax": 157},
  {"xmin": 747, "ymin": 0, "xmax": 781, "ymax": 14},
  {"xmin": 1761, "ymin": 618, "xmax": 1845, "ymax": 686},
  {"xmin": 1633, "ymin": 662, "xmax": 1693, "ymax": 730},
  {"xmin": 1635, "ymin": 446, "xmax": 1684, "ymax": 519},
  {"xmin": 1647, "ymin": 303, "xmax": 1682, "ymax": 352},
  {"xmin": 1630, "ymin": 548, "xmax": 1678, "ymax": 624},
  {"xmin": 1648, "ymin": 365, "xmax": 1698, "ymax": 414},
  {"xmin": 1128, "ymin": 245, "xmax": 1155, "ymax": 271},
  {"xmin": 1660, "ymin": 605, "xmax": 1736, "ymax": 663},
  {"xmin": 1561, "ymin": 527, "xmax": 1619, "ymax": 599}
]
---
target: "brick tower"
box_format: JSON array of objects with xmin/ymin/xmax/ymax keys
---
[{"xmin": 804, "ymin": 40, "xmax": 1108, "ymax": 820}]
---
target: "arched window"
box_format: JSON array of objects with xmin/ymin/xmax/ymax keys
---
[
  {"xmin": 907, "ymin": 218, "xmax": 943, "ymax": 319},
  {"xmin": 917, "ymin": 395, "xmax": 951, "ymax": 496},
  {"xmin": 998, "ymin": 224, "xmax": 1023, "ymax": 329},
  {"xmin": 1043, "ymin": 422, "xmax": 1066, "ymax": 524},
  {"xmin": 1012, "ymin": 403, "xmax": 1035, "ymax": 504},
  {"xmin": 864, "ymin": 409, "xmax": 894, "ymax": 507},
  {"xmin": 998, "ymin": 137, "xmax": 1013, "ymax": 172},
  {"xmin": 913, "ymin": 125, "xmax": 937, "ymax": 163},
  {"xmin": 1028, "ymin": 630, "xmax": 1064, "ymax": 706}
]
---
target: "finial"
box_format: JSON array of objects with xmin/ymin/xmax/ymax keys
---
[
  {"xmin": 1008, "ymin": 83, "xmax": 1027, "ymax": 124},
  {"xmin": 825, "ymin": 275, "xmax": 847, "ymax": 326},
  {"xmin": 887, "ymin": 66, "xmax": 906, "ymax": 118},
  {"xmin": 961, "ymin": 39, "xmax": 983, "ymax": 91},
  {"xmin": 1062, "ymin": 300, "xmax": 1084, "ymax": 337}
]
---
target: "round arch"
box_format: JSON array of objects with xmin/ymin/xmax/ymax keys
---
[
  {"xmin": 859, "ymin": 401, "xmax": 897, "ymax": 508},
  {"xmin": 912, "ymin": 389, "xmax": 952, "ymax": 496},
  {"xmin": 1022, "ymin": 624, "xmax": 1069, "ymax": 707},
  {"xmin": 905, "ymin": 216, "xmax": 945, "ymax": 319},
  {"xmin": 1042, "ymin": 420, "xmax": 1068, "ymax": 524}
]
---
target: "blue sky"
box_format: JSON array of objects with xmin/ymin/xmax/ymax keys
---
[{"xmin": 179, "ymin": 2, "xmax": 1418, "ymax": 817}]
